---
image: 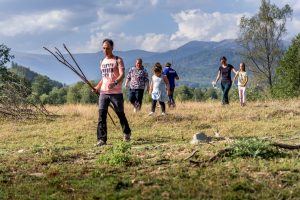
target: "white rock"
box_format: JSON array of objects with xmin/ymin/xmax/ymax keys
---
[
  {"xmin": 17, "ymin": 149, "xmax": 25, "ymax": 153},
  {"xmin": 190, "ymin": 132, "xmax": 209, "ymax": 144}
]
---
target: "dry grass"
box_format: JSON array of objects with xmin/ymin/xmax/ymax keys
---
[{"xmin": 0, "ymin": 99, "xmax": 300, "ymax": 199}]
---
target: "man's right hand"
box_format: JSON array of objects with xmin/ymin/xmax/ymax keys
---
[{"xmin": 92, "ymin": 87, "xmax": 100, "ymax": 95}]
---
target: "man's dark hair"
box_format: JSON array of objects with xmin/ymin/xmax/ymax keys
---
[
  {"xmin": 165, "ymin": 62, "xmax": 171, "ymax": 67},
  {"xmin": 220, "ymin": 56, "xmax": 227, "ymax": 61},
  {"xmin": 102, "ymin": 38, "xmax": 114, "ymax": 48}
]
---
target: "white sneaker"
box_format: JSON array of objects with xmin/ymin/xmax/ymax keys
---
[
  {"xmin": 161, "ymin": 112, "xmax": 166, "ymax": 116},
  {"xmin": 148, "ymin": 112, "xmax": 154, "ymax": 116},
  {"xmin": 133, "ymin": 107, "xmax": 137, "ymax": 113}
]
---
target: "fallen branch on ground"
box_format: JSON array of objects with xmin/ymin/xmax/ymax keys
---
[
  {"xmin": 188, "ymin": 138, "xmax": 300, "ymax": 167},
  {"xmin": 183, "ymin": 149, "xmax": 199, "ymax": 161}
]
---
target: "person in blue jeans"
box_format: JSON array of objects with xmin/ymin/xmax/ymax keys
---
[
  {"xmin": 213, "ymin": 56, "xmax": 237, "ymax": 105},
  {"xmin": 125, "ymin": 58, "xmax": 149, "ymax": 112},
  {"xmin": 163, "ymin": 62, "xmax": 179, "ymax": 108}
]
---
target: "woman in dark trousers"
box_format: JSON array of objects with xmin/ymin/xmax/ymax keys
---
[
  {"xmin": 124, "ymin": 58, "xmax": 149, "ymax": 112},
  {"xmin": 213, "ymin": 56, "xmax": 237, "ymax": 105}
]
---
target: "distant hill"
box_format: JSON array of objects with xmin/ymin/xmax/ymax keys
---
[
  {"xmin": 8, "ymin": 63, "xmax": 64, "ymax": 88},
  {"xmin": 9, "ymin": 39, "xmax": 243, "ymax": 87}
]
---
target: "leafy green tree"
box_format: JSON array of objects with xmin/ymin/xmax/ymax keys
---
[
  {"xmin": 47, "ymin": 87, "xmax": 67, "ymax": 104},
  {"xmin": 273, "ymin": 34, "xmax": 300, "ymax": 98},
  {"xmin": 238, "ymin": 0, "xmax": 292, "ymax": 89},
  {"xmin": 80, "ymin": 84, "xmax": 98, "ymax": 104},
  {"xmin": 9, "ymin": 63, "xmax": 39, "ymax": 82},
  {"xmin": 39, "ymin": 94, "xmax": 49, "ymax": 104},
  {"xmin": 204, "ymin": 88, "xmax": 219, "ymax": 100},
  {"xmin": 31, "ymin": 75, "xmax": 53, "ymax": 96},
  {"xmin": 175, "ymin": 85, "xmax": 193, "ymax": 101},
  {"xmin": 66, "ymin": 82, "xmax": 84, "ymax": 103},
  {"xmin": 0, "ymin": 44, "xmax": 14, "ymax": 66},
  {"xmin": 193, "ymin": 88, "xmax": 205, "ymax": 101}
]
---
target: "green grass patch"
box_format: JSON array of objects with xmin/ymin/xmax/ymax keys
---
[
  {"xmin": 97, "ymin": 142, "xmax": 140, "ymax": 166},
  {"xmin": 228, "ymin": 138, "xmax": 287, "ymax": 159}
]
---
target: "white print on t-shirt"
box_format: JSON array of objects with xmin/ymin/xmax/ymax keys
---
[{"xmin": 101, "ymin": 63, "xmax": 115, "ymax": 79}]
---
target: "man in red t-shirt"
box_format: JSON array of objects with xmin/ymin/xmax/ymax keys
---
[{"xmin": 94, "ymin": 39, "xmax": 131, "ymax": 146}]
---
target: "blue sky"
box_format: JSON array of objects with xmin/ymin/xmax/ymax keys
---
[{"xmin": 1, "ymin": 0, "xmax": 299, "ymax": 54}]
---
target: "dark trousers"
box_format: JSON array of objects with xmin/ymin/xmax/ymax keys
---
[
  {"xmin": 97, "ymin": 93, "xmax": 131, "ymax": 142},
  {"xmin": 221, "ymin": 81, "xmax": 232, "ymax": 104},
  {"xmin": 151, "ymin": 100, "xmax": 165, "ymax": 113},
  {"xmin": 128, "ymin": 89, "xmax": 144, "ymax": 108},
  {"xmin": 168, "ymin": 87, "xmax": 175, "ymax": 105}
]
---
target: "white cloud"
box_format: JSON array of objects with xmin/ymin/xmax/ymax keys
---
[
  {"xmin": 0, "ymin": 10, "xmax": 72, "ymax": 36},
  {"xmin": 93, "ymin": 0, "xmax": 160, "ymax": 32},
  {"xmin": 78, "ymin": 9, "xmax": 251, "ymax": 53},
  {"xmin": 170, "ymin": 9, "xmax": 247, "ymax": 42},
  {"xmin": 149, "ymin": 0, "xmax": 159, "ymax": 6},
  {"xmin": 95, "ymin": 8, "xmax": 134, "ymax": 31},
  {"xmin": 286, "ymin": 17, "xmax": 300, "ymax": 38},
  {"xmin": 77, "ymin": 32, "xmax": 173, "ymax": 53},
  {"xmin": 293, "ymin": 1, "xmax": 300, "ymax": 11}
]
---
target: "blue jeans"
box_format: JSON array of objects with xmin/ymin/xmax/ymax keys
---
[
  {"xmin": 128, "ymin": 89, "xmax": 144, "ymax": 108},
  {"xmin": 221, "ymin": 81, "xmax": 232, "ymax": 104}
]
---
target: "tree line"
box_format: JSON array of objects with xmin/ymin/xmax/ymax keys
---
[{"xmin": 1, "ymin": 1, "xmax": 299, "ymax": 106}]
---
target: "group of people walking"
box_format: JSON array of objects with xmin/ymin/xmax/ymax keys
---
[{"xmin": 93, "ymin": 39, "xmax": 248, "ymax": 146}]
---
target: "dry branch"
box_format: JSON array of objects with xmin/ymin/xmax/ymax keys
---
[
  {"xmin": 43, "ymin": 45, "xmax": 116, "ymax": 126},
  {"xmin": 0, "ymin": 72, "xmax": 51, "ymax": 119},
  {"xmin": 272, "ymin": 142, "xmax": 300, "ymax": 150},
  {"xmin": 184, "ymin": 149, "xmax": 199, "ymax": 161},
  {"xmin": 188, "ymin": 138, "xmax": 300, "ymax": 167}
]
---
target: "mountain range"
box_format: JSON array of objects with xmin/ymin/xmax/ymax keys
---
[{"xmin": 10, "ymin": 39, "xmax": 243, "ymax": 87}]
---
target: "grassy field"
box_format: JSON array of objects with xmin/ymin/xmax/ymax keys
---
[{"xmin": 1, "ymin": 99, "xmax": 300, "ymax": 199}]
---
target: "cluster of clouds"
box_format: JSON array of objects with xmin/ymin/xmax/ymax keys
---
[{"xmin": 1, "ymin": 0, "xmax": 299, "ymax": 53}]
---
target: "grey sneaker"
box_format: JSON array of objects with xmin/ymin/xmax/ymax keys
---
[
  {"xmin": 123, "ymin": 134, "xmax": 131, "ymax": 142},
  {"xmin": 95, "ymin": 140, "xmax": 106, "ymax": 146}
]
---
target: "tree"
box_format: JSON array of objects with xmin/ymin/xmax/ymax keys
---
[
  {"xmin": 47, "ymin": 87, "xmax": 67, "ymax": 104},
  {"xmin": 31, "ymin": 75, "xmax": 53, "ymax": 96},
  {"xmin": 0, "ymin": 44, "xmax": 14, "ymax": 66},
  {"xmin": 204, "ymin": 88, "xmax": 218, "ymax": 100},
  {"xmin": 80, "ymin": 84, "xmax": 98, "ymax": 104},
  {"xmin": 66, "ymin": 82, "xmax": 84, "ymax": 104},
  {"xmin": 175, "ymin": 85, "xmax": 193, "ymax": 101},
  {"xmin": 238, "ymin": 0, "xmax": 292, "ymax": 89},
  {"xmin": 273, "ymin": 34, "xmax": 300, "ymax": 98},
  {"xmin": 193, "ymin": 88, "xmax": 205, "ymax": 101}
]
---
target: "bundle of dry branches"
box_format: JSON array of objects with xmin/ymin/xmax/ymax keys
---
[
  {"xmin": 0, "ymin": 68, "xmax": 50, "ymax": 119},
  {"xmin": 43, "ymin": 44, "xmax": 116, "ymax": 126}
]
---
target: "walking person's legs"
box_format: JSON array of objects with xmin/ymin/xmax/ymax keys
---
[
  {"xmin": 221, "ymin": 82, "xmax": 226, "ymax": 105},
  {"xmin": 159, "ymin": 101, "xmax": 166, "ymax": 115},
  {"xmin": 150, "ymin": 100, "xmax": 157, "ymax": 115},
  {"xmin": 110, "ymin": 94, "xmax": 131, "ymax": 140},
  {"xmin": 223, "ymin": 82, "xmax": 232, "ymax": 104},
  {"xmin": 128, "ymin": 89, "xmax": 137, "ymax": 111},
  {"xmin": 97, "ymin": 94, "xmax": 110, "ymax": 145},
  {"xmin": 238, "ymin": 86, "xmax": 243, "ymax": 106},
  {"xmin": 136, "ymin": 89, "xmax": 144, "ymax": 110},
  {"xmin": 169, "ymin": 88, "xmax": 175, "ymax": 107},
  {"xmin": 241, "ymin": 87, "xmax": 246, "ymax": 106}
]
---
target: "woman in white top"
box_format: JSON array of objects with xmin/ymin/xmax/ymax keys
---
[{"xmin": 233, "ymin": 62, "xmax": 248, "ymax": 107}]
